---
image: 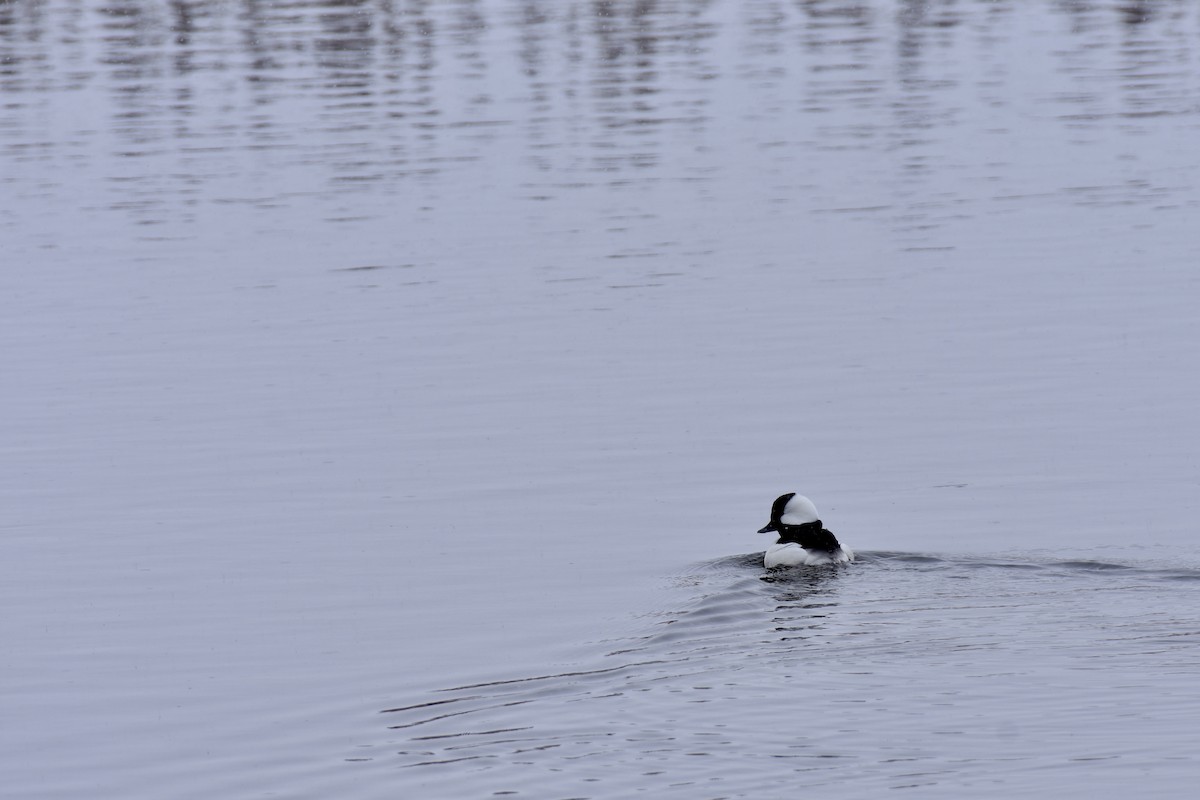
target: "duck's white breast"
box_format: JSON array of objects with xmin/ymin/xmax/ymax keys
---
[{"xmin": 764, "ymin": 543, "xmax": 854, "ymax": 568}]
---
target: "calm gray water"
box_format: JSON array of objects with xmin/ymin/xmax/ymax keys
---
[{"xmin": 4, "ymin": 1, "xmax": 1200, "ymax": 797}]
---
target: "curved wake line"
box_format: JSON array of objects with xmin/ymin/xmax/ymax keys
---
[
  {"xmin": 369, "ymin": 545, "xmax": 1200, "ymax": 781},
  {"xmin": 703, "ymin": 550, "xmax": 1200, "ymax": 582}
]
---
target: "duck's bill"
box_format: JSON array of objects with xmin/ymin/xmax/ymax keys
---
[{"xmin": 757, "ymin": 523, "xmax": 777, "ymax": 534}]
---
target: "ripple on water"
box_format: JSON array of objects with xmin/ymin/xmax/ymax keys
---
[{"xmin": 360, "ymin": 553, "xmax": 1200, "ymax": 797}]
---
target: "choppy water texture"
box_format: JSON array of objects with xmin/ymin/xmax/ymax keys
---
[{"xmin": 4, "ymin": 1, "xmax": 1200, "ymax": 798}]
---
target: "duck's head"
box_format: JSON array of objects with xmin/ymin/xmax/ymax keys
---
[{"xmin": 757, "ymin": 492, "xmax": 820, "ymax": 534}]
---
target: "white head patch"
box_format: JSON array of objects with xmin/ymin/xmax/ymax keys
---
[{"xmin": 780, "ymin": 494, "xmax": 820, "ymax": 525}]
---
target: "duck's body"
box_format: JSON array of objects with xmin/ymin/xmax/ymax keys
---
[
  {"xmin": 764, "ymin": 541, "xmax": 854, "ymax": 568},
  {"xmin": 758, "ymin": 493, "xmax": 853, "ymax": 568}
]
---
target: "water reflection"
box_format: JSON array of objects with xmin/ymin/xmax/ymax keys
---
[{"xmin": 2, "ymin": 0, "xmax": 1199, "ymax": 227}]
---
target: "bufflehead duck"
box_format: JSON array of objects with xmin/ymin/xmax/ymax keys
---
[{"xmin": 758, "ymin": 493, "xmax": 854, "ymax": 567}]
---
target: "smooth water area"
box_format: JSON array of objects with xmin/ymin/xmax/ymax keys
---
[{"xmin": 4, "ymin": 1, "xmax": 1200, "ymax": 797}]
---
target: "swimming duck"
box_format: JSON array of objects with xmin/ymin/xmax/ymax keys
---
[{"xmin": 758, "ymin": 492, "xmax": 854, "ymax": 567}]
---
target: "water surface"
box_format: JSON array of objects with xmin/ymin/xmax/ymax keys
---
[
  {"xmin": 4, "ymin": 1, "xmax": 1200, "ymax": 797},
  {"xmin": 371, "ymin": 553, "xmax": 1200, "ymax": 798}
]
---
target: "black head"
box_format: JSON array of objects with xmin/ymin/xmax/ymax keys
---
[{"xmin": 757, "ymin": 492, "xmax": 796, "ymax": 534}]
